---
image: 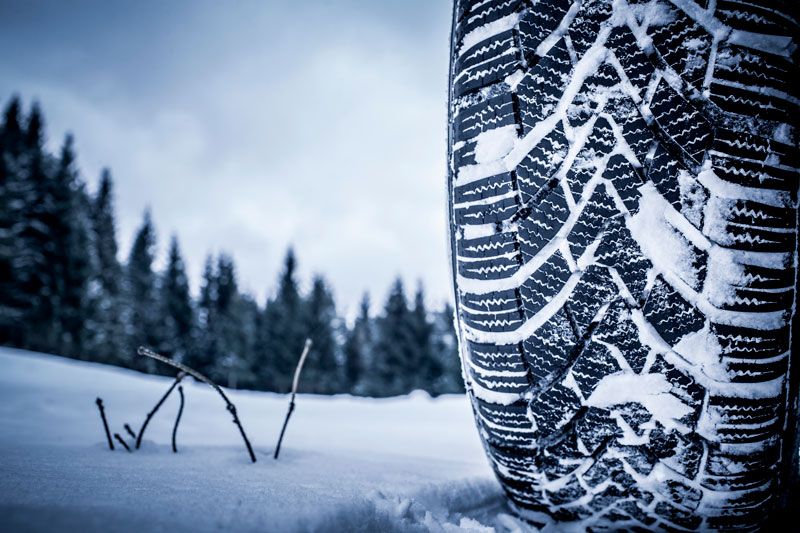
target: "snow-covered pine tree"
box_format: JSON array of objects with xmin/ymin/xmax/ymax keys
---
[
  {"xmin": 301, "ymin": 275, "xmax": 340, "ymax": 394},
  {"xmin": 257, "ymin": 248, "xmax": 308, "ymax": 392},
  {"xmin": 51, "ymin": 135, "xmax": 93, "ymax": 359},
  {"xmin": 0, "ymin": 97, "xmax": 28, "ymax": 346},
  {"xmin": 342, "ymin": 292, "xmax": 373, "ymax": 395},
  {"xmin": 17, "ymin": 103, "xmax": 59, "ymax": 353},
  {"xmin": 187, "ymin": 254, "xmax": 217, "ymax": 376},
  {"xmin": 86, "ymin": 169, "xmax": 126, "ymax": 365},
  {"xmin": 370, "ymin": 278, "xmax": 415, "ymax": 397},
  {"xmin": 213, "ymin": 253, "xmax": 253, "ymax": 388},
  {"xmin": 124, "ymin": 210, "xmax": 162, "ymax": 372},
  {"xmin": 235, "ymin": 293, "xmax": 261, "ymax": 390},
  {"xmin": 430, "ymin": 302, "xmax": 463, "ymax": 395},
  {"xmin": 159, "ymin": 236, "xmax": 194, "ymax": 364},
  {"xmin": 409, "ymin": 282, "xmax": 441, "ymax": 393}
]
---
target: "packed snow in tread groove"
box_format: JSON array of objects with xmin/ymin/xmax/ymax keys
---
[{"xmin": 449, "ymin": 0, "xmax": 798, "ymax": 529}]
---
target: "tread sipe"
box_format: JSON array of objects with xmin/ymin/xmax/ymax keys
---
[{"xmin": 446, "ymin": 0, "xmax": 799, "ymax": 529}]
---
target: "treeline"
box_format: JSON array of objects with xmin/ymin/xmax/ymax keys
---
[{"xmin": 0, "ymin": 96, "xmax": 464, "ymax": 396}]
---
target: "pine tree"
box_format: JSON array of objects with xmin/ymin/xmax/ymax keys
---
[
  {"xmin": 257, "ymin": 248, "xmax": 307, "ymax": 392},
  {"xmin": 301, "ymin": 275, "xmax": 340, "ymax": 394},
  {"xmin": 0, "ymin": 97, "xmax": 28, "ymax": 345},
  {"xmin": 18, "ymin": 103, "xmax": 58, "ymax": 353},
  {"xmin": 370, "ymin": 278, "xmax": 415, "ymax": 397},
  {"xmin": 86, "ymin": 169, "xmax": 126, "ymax": 365},
  {"xmin": 342, "ymin": 292, "xmax": 373, "ymax": 395},
  {"xmin": 125, "ymin": 210, "xmax": 162, "ymax": 372},
  {"xmin": 51, "ymin": 135, "xmax": 93, "ymax": 358},
  {"xmin": 214, "ymin": 254, "xmax": 250, "ymax": 388},
  {"xmin": 160, "ymin": 236, "xmax": 194, "ymax": 364},
  {"xmin": 409, "ymin": 282, "xmax": 440, "ymax": 393},
  {"xmin": 189, "ymin": 255, "xmax": 217, "ymax": 376},
  {"xmin": 235, "ymin": 293, "xmax": 261, "ymax": 390},
  {"xmin": 432, "ymin": 302, "xmax": 464, "ymax": 394}
]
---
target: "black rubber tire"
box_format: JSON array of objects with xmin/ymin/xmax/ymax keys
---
[{"xmin": 446, "ymin": 0, "xmax": 799, "ymax": 530}]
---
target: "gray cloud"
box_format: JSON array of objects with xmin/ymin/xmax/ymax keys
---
[{"xmin": 0, "ymin": 0, "xmax": 454, "ymax": 313}]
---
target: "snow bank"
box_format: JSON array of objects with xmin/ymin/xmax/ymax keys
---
[{"xmin": 0, "ymin": 348, "xmax": 506, "ymax": 532}]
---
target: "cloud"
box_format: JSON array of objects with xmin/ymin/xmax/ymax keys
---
[{"xmin": 0, "ymin": 0, "xmax": 454, "ymax": 312}]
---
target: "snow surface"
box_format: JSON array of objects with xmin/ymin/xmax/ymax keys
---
[{"xmin": 0, "ymin": 348, "xmax": 532, "ymax": 532}]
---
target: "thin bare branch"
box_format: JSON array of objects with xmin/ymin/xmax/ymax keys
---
[
  {"xmin": 274, "ymin": 338, "xmax": 312, "ymax": 460},
  {"xmin": 95, "ymin": 398, "xmax": 114, "ymax": 451},
  {"xmin": 138, "ymin": 346, "xmax": 257, "ymax": 463}
]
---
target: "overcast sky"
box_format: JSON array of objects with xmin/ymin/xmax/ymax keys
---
[{"xmin": 0, "ymin": 0, "xmax": 453, "ymax": 315}]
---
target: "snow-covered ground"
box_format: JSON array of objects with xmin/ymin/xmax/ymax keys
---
[{"xmin": 0, "ymin": 348, "xmax": 528, "ymax": 532}]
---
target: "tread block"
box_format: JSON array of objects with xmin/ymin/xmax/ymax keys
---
[
  {"xmin": 523, "ymin": 308, "xmax": 577, "ymax": 385},
  {"xmin": 594, "ymin": 217, "xmax": 651, "ymax": 302},
  {"xmin": 712, "ymin": 128, "xmax": 800, "ymax": 168},
  {"xmin": 716, "ymin": 0, "xmax": 798, "ymax": 34},
  {"xmin": 602, "ymin": 154, "xmax": 645, "ymax": 213},
  {"xmin": 568, "ymin": 0, "xmax": 612, "ymax": 55},
  {"xmin": 519, "ymin": 250, "xmax": 572, "ymax": 318},
  {"xmin": 709, "ymin": 219, "xmax": 796, "ymax": 253},
  {"xmin": 471, "ymin": 363, "xmax": 531, "ymax": 395},
  {"xmin": 714, "ymin": 45, "xmax": 794, "ymax": 97},
  {"xmin": 576, "ymin": 406, "xmax": 620, "ymax": 453},
  {"xmin": 709, "ymin": 153, "xmax": 798, "ymax": 198},
  {"xmin": 454, "ymin": 92, "xmax": 518, "ymax": 143},
  {"xmin": 456, "ymin": 195, "xmax": 519, "ymax": 226},
  {"xmin": 618, "ymin": 102, "xmax": 655, "ymax": 164},
  {"xmin": 457, "ymin": 231, "xmax": 518, "ymax": 259},
  {"xmin": 593, "ymin": 301, "xmax": 650, "ymax": 373},
  {"xmin": 650, "ymin": 354, "xmax": 705, "ymax": 424},
  {"xmin": 458, "ymin": 254, "xmax": 520, "ymax": 280},
  {"xmin": 517, "ymin": 39, "xmax": 572, "ymax": 133},
  {"xmin": 568, "ymin": 62, "xmax": 621, "ymax": 125},
  {"xmin": 567, "ymin": 183, "xmax": 618, "ymax": 259},
  {"xmin": 607, "ymin": 25, "xmax": 655, "ymax": 93},
  {"xmin": 654, "ymin": 500, "xmax": 702, "ymax": 530},
  {"xmin": 709, "ymin": 81, "xmax": 797, "ymax": 124},
  {"xmin": 516, "ymin": 122, "xmax": 569, "ymax": 201},
  {"xmin": 713, "ymin": 323, "xmax": 790, "ymax": 359},
  {"xmin": 565, "ymin": 116, "xmax": 615, "ymax": 199},
  {"xmin": 546, "ymin": 476, "xmax": 585, "ymax": 505},
  {"xmin": 518, "ymin": 0, "xmax": 572, "ymax": 62},
  {"xmin": 642, "ymin": 276, "xmax": 705, "ymax": 346},
  {"xmin": 456, "ymin": 0, "xmax": 524, "ymax": 47},
  {"xmin": 567, "ymin": 265, "xmax": 617, "ymax": 336},
  {"xmin": 570, "ymin": 339, "xmax": 621, "ymax": 398},
  {"xmin": 460, "ymin": 287, "xmax": 520, "ymax": 313},
  {"xmin": 650, "ymin": 7, "xmax": 712, "ymax": 86},
  {"xmin": 476, "ymin": 397, "xmax": 533, "ymax": 432},
  {"xmin": 463, "ymin": 308, "xmax": 524, "ymax": 333},
  {"xmin": 454, "ymin": 171, "xmax": 515, "ymax": 204},
  {"xmin": 650, "ymin": 80, "xmax": 714, "ymax": 165},
  {"xmin": 454, "ymin": 138, "xmax": 478, "ymax": 168},
  {"xmin": 647, "ymin": 145, "xmax": 683, "ymax": 211},
  {"xmin": 518, "ymin": 186, "xmax": 570, "ymax": 258},
  {"xmin": 530, "ymin": 381, "xmax": 583, "ymax": 436}
]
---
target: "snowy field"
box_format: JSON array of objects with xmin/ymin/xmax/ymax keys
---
[{"xmin": 0, "ymin": 348, "xmax": 531, "ymax": 532}]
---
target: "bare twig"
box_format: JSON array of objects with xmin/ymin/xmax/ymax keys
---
[
  {"xmin": 138, "ymin": 346, "xmax": 257, "ymax": 463},
  {"xmin": 274, "ymin": 338, "xmax": 312, "ymax": 460},
  {"xmin": 95, "ymin": 398, "xmax": 114, "ymax": 450},
  {"xmin": 124, "ymin": 424, "xmax": 137, "ymax": 441},
  {"xmin": 135, "ymin": 372, "xmax": 185, "ymax": 449},
  {"xmin": 115, "ymin": 433, "xmax": 132, "ymax": 452},
  {"xmin": 172, "ymin": 385, "xmax": 185, "ymax": 453}
]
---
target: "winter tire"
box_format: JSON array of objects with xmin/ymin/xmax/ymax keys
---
[{"xmin": 446, "ymin": 0, "xmax": 799, "ymax": 529}]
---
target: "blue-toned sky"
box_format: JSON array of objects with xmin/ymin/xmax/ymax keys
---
[{"xmin": 0, "ymin": 0, "xmax": 453, "ymax": 314}]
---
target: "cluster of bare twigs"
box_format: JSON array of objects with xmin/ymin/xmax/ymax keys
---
[
  {"xmin": 95, "ymin": 339, "xmax": 313, "ymax": 464},
  {"xmin": 95, "ymin": 369, "xmax": 188, "ymax": 456}
]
